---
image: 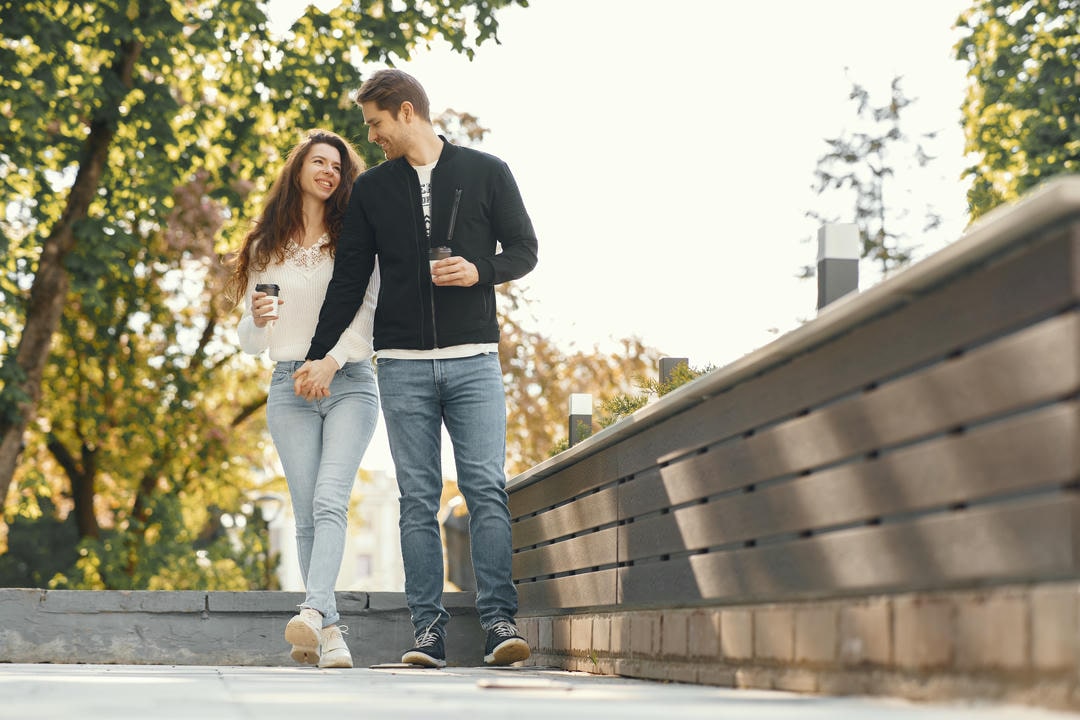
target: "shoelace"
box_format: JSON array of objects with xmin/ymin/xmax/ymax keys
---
[
  {"xmin": 489, "ymin": 620, "xmax": 518, "ymax": 639},
  {"xmin": 414, "ymin": 617, "xmax": 440, "ymax": 648}
]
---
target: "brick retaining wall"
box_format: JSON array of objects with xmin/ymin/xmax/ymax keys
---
[{"xmin": 519, "ymin": 581, "xmax": 1080, "ymax": 710}]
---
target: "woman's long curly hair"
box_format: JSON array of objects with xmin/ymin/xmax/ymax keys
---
[{"xmin": 224, "ymin": 129, "xmax": 364, "ymax": 305}]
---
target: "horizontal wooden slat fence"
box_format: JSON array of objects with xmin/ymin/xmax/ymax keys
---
[{"xmin": 506, "ymin": 177, "xmax": 1080, "ymax": 710}]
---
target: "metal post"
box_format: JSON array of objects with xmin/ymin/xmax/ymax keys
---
[
  {"xmin": 817, "ymin": 223, "xmax": 860, "ymax": 310},
  {"xmin": 568, "ymin": 393, "xmax": 593, "ymax": 447},
  {"xmin": 659, "ymin": 357, "xmax": 689, "ymax": 386}
]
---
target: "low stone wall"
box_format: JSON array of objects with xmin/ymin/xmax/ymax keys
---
[
  {"xmin": 0, "ymin": 589, "xmax": 483, "ymax": 667},
  {"xmin": 518, "ymin": 581, "xmax": 1080, "ymax": 710}
]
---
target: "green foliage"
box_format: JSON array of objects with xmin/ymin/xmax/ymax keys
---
[
  {"xmin": 548, "ymin": 438, "xmax": 570, "ymax": 456},
  {"xmin": 0, "ymin": 360, "xmax": 28, "ymax": 427},
  {"xmin": 654, "ymin": 361, "xmax": 714, "ymax": 397},
  {"xmin": 806, "ymin": 77, "xmax": 943, "ymax": 277},
  {"xmin": 0, "ymin": 494, "xmax": 274, "ymax": 590},
  {"xmin": 955, "ymin": 0, "xmax": 1080, "ymax": 219},
  {"xmin": 598, "ymin": 394, "xmax": 649, "ymax": 427},
  {"xmin": 593, "ymin": 362, "xmax": 716, "ymax": 430},
  {"xmin": 0, "ymin": 498, "xmax": 79, "ymax": 587},
  {"xmin": 0, "ymin": 0, "xmax": 526, "ymax": 587},
  {"xmin": 53, "ymin": 494, "xmax": 276, "ymax": 591}
]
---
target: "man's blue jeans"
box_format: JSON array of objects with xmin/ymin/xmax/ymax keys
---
[
  {"xmin": 376, "ymin": 352, "xmax": 518, "ymax": 635},
  {"xmin": 267, "ymin": 360, "xmax": 379, "ymax": 627}
]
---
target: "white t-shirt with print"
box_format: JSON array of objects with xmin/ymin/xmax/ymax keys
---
[{"xmin": 378, "ymin": 159, "xmax": 497, "ymax": 360}]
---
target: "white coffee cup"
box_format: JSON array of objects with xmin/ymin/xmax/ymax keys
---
[
  {"xmin": 255, "ymin": 283, "xmax": 280, "ymax": 320},
  {"xmin": 429, "ymin": 246, "xmax": 452, "ymax": 274}
]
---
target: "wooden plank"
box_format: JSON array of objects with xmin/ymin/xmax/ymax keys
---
[
  {"xmin": 612, "ymin": 228, "xmax": 1080, "ymax": 476},
  {"xmin": 615, "ymin": 311, "xmax": 1080, "ymax": 502},
  {"xmin": 618, "ymin": 455, "xmax": 742, "ymax": 522},
  {"xmin": 511, "ymin": 485, "xmax": 618, "ymax": 550},
  {"xmin": 618, "ymin": 494, "xmax": 1080, "ymax": 607},
  {"xmin": 620, "ymin": 401, "xmax": 1080, "ymax": 561},
  {"xmin": 508, "ymin": 450, "xmax": 617, "ymax": 518},
  {"xmin": 512, "ymin": 527, "xmax": 618, "ymax": 580},
  {"xmin": 516, "ymin": 569, "xmax": 617, "ymax": 612},
  {"xmin": 618, "ymin": 401, "xmax": 1080, "ymax": 561},
  {"xmin": 742, "ymin": 311, "xmax": 1080, "ymax": 477}
]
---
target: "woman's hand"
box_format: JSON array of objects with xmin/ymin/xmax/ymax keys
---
[
  {"xmin": 251, "ymin": 291, "xmax": 285, "ymax": 328},
  {"xmin": 292, "ymin": 357, "xmax": 339, "ymax": 401}
]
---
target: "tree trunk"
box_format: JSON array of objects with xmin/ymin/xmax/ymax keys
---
[
  {"xmin": 0, "ymin": 39, "xmax": 142, "ymax": 513},
  {"xmin": 47, "ymin": 434, "xmax": 100, "ymax": 539}
]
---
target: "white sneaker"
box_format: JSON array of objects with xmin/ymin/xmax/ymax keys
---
[
  {"xmin": 285, "ymin": 608, "xmax": 322, "ymax": 665},
  {"xmin": 318, "ymin": 625, "xmax": 353, "ymax": 669}
]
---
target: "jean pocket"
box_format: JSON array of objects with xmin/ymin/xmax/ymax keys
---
[
  {"xmin": 270, "ymin": 369, "xmax": 292, "ymax": 386},
  {"xmin": 342, "ymin": 362, "xmax": 374, "ymax": 381}
]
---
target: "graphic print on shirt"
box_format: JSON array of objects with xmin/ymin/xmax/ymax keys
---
[
  {"xmin": 420, "ymin": 179, "xmax": 432, "ymax": 240},
  {"xmin": 415, "ymin": 161, "xmax": 435, "ymax": 243}
]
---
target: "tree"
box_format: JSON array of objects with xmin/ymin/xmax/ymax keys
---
[
  {"xmin": 0, "ymin": 0, "xmax": 527, "ymax": 588},
  {"xmin": 11, "ymin": 180, "xmax": 279, "ymax": 587},
  {"xmin": 955, "ymin": 0, "xmax": 1080, "ymax": 219},
  {"xmin": 0, "ymin": 0, "xmax": 526, "ymax": 516},
  {"xmin": 805, "ymin": 76, "xmax": 943, "ymax": 279}
]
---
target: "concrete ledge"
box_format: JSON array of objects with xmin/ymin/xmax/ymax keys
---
[{"xmin": 0, "ymin": 589, "xmax": 483, "ymax": 667}]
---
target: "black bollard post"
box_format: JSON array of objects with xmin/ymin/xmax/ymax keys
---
[
  {"xmin": 659, "ymin": 357, "xmax": 689, "ymax": 386},
  {"xmin": 568, "ymin": 393, "xmax": 593, "ymax": 447},
  {"xmin": 817, "ymin": 223, "xmax": 860, "ymax": 311}
]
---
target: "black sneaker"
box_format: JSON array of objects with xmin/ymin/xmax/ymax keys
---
[
  {"xmin": 483, "ymin": 619, "xmax": 531, "ymax": 666},
  {"xmin": 402, "ymin": 620, "xmax": 446, "ymax": 668}
]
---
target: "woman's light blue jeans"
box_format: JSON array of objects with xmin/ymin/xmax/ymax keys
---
[
  {"xmin": 375, "ymin": 352, "xmax": 518, "ymax": 636},
  {"xmin": 267, "ymin": 359, "xmax": 379, "ymax": 627}
]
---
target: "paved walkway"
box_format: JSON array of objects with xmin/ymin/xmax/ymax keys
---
[{"xmin": 1, "ymin": 664, "xmax": 1078, "ymax": 720}]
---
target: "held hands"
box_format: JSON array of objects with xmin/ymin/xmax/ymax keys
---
[
  {"xmin": 251, "ymin": 290, "xmax": 285, "ymax": 328},
  {"xmin": 431, "ymin": 256, "xmax": 479, "ymax": 287},
  {"xmin": 292, "ymin": 358, "xmax": 339, "ymax": 401}
]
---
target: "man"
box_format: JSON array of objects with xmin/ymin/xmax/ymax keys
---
[{"xmin": 294, "ymin": 69, "xmax": 538, "ymax": 668}]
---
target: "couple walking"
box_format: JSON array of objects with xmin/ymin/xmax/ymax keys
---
[{"xmin": 226, "ymin": 69, "xmax": 538, "ymax": 669}]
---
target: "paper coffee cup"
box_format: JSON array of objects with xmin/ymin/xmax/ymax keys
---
[
  {"xmin": 255, "ymin": 283, "xmax": 280, "ymax": 320},
  {"xmin": 429, "ymin": 246, "xmax": 452, "ymax": 272}
]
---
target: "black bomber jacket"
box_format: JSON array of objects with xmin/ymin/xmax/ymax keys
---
[{"xmin": 307, "ymin": 137, "xmax": 538, "ymax": 358}]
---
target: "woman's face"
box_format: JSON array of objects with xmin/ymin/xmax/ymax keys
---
[{"xmin": 298, "ymin": 142, "xmax": 342, "ymax": 202}]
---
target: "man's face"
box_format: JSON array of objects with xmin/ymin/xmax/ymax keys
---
[{"xmin": 361, "ymin": 101, "xmax": 410, "ymax": 161}]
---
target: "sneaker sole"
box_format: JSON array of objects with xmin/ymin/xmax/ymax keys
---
[
  {"xmin": 318, "ymin": 651, "xmax": 354, "ymax": 669},
  {"xmin": 484, "ymin": 638, "xmax": 531, "ymax": 666},
  {"xmin": 290, "ymin": 644, "xmax": 320, "ymax": 665},
  {"xmin": 285, "ymin": 617, "xmax": 322, "ymax": 665},
  {"xmin": 401, "ymin": 650, "xmax": 447, "ymax": 668}
]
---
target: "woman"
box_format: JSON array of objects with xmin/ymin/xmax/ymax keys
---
[{"xmin": 226, "ymin": 129, "xmax": 379, "ymax": 669}]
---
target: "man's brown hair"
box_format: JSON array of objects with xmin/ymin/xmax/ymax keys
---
[{"xmin": 355, "ymin": 68, "xmax": 431, "ymax": 122}]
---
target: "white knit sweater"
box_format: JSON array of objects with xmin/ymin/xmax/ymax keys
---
[{"xmin": 237, "ymin": 237, "xmax": 379, "ymax": 367}]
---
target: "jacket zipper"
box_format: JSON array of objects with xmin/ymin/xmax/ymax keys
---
[{"xmin": 430, "ymin": 187, "xmax": 463, "ymax": 348}]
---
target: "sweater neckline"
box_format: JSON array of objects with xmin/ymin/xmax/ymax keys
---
[{"xmin": 284, "ymin": 234, "xmax": 330, "ymax": 271}]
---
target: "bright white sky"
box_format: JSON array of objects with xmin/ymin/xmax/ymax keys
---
[{"xmin": 266, "ymin": 0, "xmax": 974, "ymax": 473}]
